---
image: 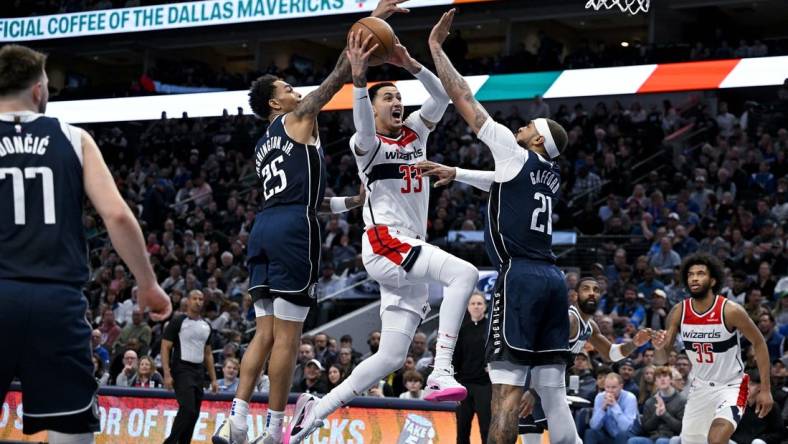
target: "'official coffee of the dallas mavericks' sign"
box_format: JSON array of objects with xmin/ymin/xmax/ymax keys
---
[{"xmin": 0, "ymin": 0, "xmax": 484, "ymax": 42}]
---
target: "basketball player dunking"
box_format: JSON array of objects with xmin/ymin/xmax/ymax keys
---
[
  {"xmin": 0, "ymin": 45, "xmax": 172, "ymax": 444},
  {"xmin": 427, "ymin": 9, "xmax": 577, "ymax": 444},
  {"xmin": 212, "ymin": 3, "xmax": 411, "ymax": 444},
  {"xmin": 286, "ymin": 21, "xmax": 480, "ymax": 444},
  {"xmin": 653, "ymin": 253, "xmax": 774, "ymax": 444}
]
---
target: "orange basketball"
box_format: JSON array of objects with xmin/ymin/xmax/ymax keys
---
[{"xmin": 348, "ymin": 16, "xmax": 395, "ymax": 66}]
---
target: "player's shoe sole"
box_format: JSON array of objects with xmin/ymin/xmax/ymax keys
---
[
  {"xmin": 283, "ymin": 393, "xmax": 324, "ymax": 444},
  {"xmin": 424, "ymin": 386, "xmax": 468, "ymax": 402},
  {"xmin": 213, "ymin": 419, "xmax": 248, "ymax": 444}
]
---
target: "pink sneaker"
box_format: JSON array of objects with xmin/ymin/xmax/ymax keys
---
[{"xmin": 424, "ymin": 368, "xmax": 467, "ymax": 402}]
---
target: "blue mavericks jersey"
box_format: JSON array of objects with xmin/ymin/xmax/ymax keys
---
[
  {"xmin": 568, "ymin": 305, "xmax": 593, "ymax": 354},
  {"xmin": 254, "ymin": 114, "xmax": 326, "ymax": 211},
  {"xmin": 0, "ymin": 112, "xmax": 88, "ymax": 285},
  {"xmin": 485, "ymin": 151, "xmax": 560, "ymax": 267}
]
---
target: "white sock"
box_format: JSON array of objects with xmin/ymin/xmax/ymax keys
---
[
  {"xmin": 230, "ymin": 398, "xmax": 249, "ymax": 429},
  {"xmin": 523, "ymin": 434, "xmax": 542, "ymax": 444},
  {"xmin": 434, "ymin": 331, "xmax": 457, "ymax": 371},
  {"xmin": 47, "ymin": 431, "xmax": 95, "ymax": 444},
  {"xmin": 265, "ymin": 410, "xmax": 284, "ymax": 439}
]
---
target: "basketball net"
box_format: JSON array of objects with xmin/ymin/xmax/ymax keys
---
[{"xmin": 585, "ymin": 0, "xmax": 649, "ymax": 15}]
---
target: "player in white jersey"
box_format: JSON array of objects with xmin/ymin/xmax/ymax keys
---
[
  {"xmin": 653, "ymin": 253, "xmax": 773, "ymax": 444},
  {"xmin": 285, "ymin": 30, "xmax": 479, "ymax": 444}
]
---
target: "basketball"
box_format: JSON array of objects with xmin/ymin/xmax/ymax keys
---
[{"xmin": 349, "ymin": 16, "xmax": 395, "ymax": 66}]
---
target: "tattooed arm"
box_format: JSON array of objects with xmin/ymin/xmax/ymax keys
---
[{"xmin": 428, "ymin": 9, "xmax": 489, "ymax": 134}]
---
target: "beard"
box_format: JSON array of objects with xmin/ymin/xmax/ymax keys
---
[
  {"xmin": 689, "ymin": 282, "xmax": 711, "ymax": 299},
  {"xmin": 578, "ymin": 298, "xmax": 597, "ymax": 315}
]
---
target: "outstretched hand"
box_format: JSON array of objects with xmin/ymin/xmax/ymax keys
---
[
  {"xmin": 416, "ymin": 160, "xmax": 456, "ymax": 187},
  {"xmin": 428, "ymin": 8, "xmax": 455, "ymax": 49},
  {"xmin": 633, "ymin": 328, "xmax": 653, "ymax": 347},
  {"xmin": 347, "ymin": 30, "xmax": 378, "ymax": 84},
  {"xmin": 651, "ymin": 330, "xmax": 668, "ymax": 350},
  {"xmin": 387, "ymin": 37, "xmax": 419, "ymax": 72},
  {"xmin": 371, "ymin": 0, "xmax": 410, "ymax": 20}
]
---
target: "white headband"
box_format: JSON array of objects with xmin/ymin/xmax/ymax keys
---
[{"xmin": 533, "ymin": 118, "xmax": 560, "ymax": 159}]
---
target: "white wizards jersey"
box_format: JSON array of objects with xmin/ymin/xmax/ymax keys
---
[
  {"xmin": 569, "ymin": 305, "xmax": 593, "ymax": 354},
  {"xmin": 352, "ymin": 111, "xmax": 431, "ymax": 238},
  {"xmin": 680, "ymin": 295, "xmax": 744, "ymax": 384}
]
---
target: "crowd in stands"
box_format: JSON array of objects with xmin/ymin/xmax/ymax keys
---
[{"xmin": 66, "ymin": 71, "xmax": 788, "ymax": 441}]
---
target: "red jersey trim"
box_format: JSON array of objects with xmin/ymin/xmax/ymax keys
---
[
  {"xmin": 377, "ymin": 126, "xmax": 419, "ymax": 147},
  {"xmin": 683, "ymin": 295, "xmax": 725, "ymax": 325}
]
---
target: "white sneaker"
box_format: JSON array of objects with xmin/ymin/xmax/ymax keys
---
[
  {"xmin": 283, "ymin": 393, "xmax": 325, "ymax": 444},
  {"xmin": 213, "ymin": 418, "xmax": 248, "ymax": 444},
  {"xmin": 424, "ymin": 367, "xmax": 468, "ymax": 402}
]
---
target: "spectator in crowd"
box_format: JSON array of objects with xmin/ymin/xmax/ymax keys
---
[
  {"xmin": 410, "ymin": 331, "xmax": 431, "ymax": 363},
  {"xmin": 313, "ymin": 332, "xmax": 337, "ymax": 368},
  {"xmin": 390, "ymin": 354, "xmax": 418, "ymax": 397},
  {"xmin": 649, "ymin": 238, "xmax": 682, "ymax": 278},
  {"xmin": 129, "ymin": 356, "xmax": 163, "ymax": 388},
  {"xmin": 585, "ymin": 372, "xmax": 639, "ymax": 444},
  {"xmin": 757, "ymin": 313, "xmax": 785, "ymax": 361},
  {"xmin": 98, "ymin": 308, "xmax": 121, "ymax": 350},
  {"xmin": 628, "ymin": 366, "xmax": 685, "ymax": 444},
  {"xmin": 673, "ymin": 355, "xmax": 691, "ymax": 395},
  {"xmin": 730, "ymin": 370, "xmax": 784, "ymax": 444},
  {"xmin": 293, "ymin": 359, "xmax": 328, "ymax": 396},
  {"xmin": 612, "ymin": 286, "xmax": 646, "ymax": 328},
  {"xmin": 637, "ymin": 365, "xmax": 656, "ymax": 407},
  {"xmin": 362, "ymin": 330, "xmax": 381, "ymax": 360},
  {"xmin": 217, "ymin": 358, "xmax": 240, "ymax": 393},
  {"xmin": 327, "ymin": 364, "xmax": 345, "ymax": 392},
  {"xmin": 339, "ymin": 334, "xmax": 362, "ymax": 365},
  {"xmin": 92, "ymin": 328, "xmax": 110, "ymax": 366},
  {"xmin": 637, "ymin": 268, "xmax": 665, "ymax": 303},
  {"xmin": 291, "ymin": 343, "xmax": 315, "ymax": 392},
  {"xmin": 115, "ymin": 349, "xmax": 138, "ymax": 386},
  {"xmin": 114, "ymin": 307, "xmax": 152, "ymax": 356},
  {"xmin": 398, "ymin": 370, "xmax": 425, "ymax": 400},
  {"xmin": 571, "ymin": 351, "xmax": 598, "ymax": 402},
  {"xmin": 618, "ymin": 359, "xmax": 640, "ymax": 398},
  {"xmin": 644, "ymin": 289, "xmax": 669, "ymax": 330},
  {"xmin": 93, "ymin": 354, "xmax": 110, "ymax": 386}
]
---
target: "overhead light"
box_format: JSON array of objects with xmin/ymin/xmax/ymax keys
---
[{"xmin": 621, "ymin": 41, "xmax": 630, "ymax": 47}]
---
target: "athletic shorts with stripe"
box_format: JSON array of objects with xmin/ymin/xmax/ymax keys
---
[
  {"xmin": 680, "ymin": 375, "xmax": 749, "ymax": 444},
  {"xmin": 486, "ymin": 258, "xmax": 570, "ymax": 367},
  {"xmin": 361, "ymin": 225, "xmax": 438, "ymax": 320},
  {"xmin": 0, "ymin": 279, "xmax": 99, "ymax": 435},
  {"xmin": 246, "ymin": 205, "xmax": 320, "ymax": 308}
]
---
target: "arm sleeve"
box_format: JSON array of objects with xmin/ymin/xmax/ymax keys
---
[
  {"xmin": 162, "ymin": 316, "xmax": 180, "ymax": 342},
  {"xmin": 413, "ymin": 67, "xmax": 450, "ymax": 125},
  {"xmin": 455, "ymin": 168, "xmax": 496, "ymax": 192},
  {"xmin": 477, "ymin": 117, "xmax": 528, "ymax": 183},
  {"xmin": 353, "ymin": 87, "xmax": 377, "ymax": 153},
  {"xmin": 589, "ymin": 394, "xmax": 606, "ymax": 430}
]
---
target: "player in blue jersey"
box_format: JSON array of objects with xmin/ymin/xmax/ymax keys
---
[
  {"xmin": 426, "ymin": 9, "xmax": 575, "ymax": 444},
  {"xmin": 0, "ymin": 45, "xmax": 172, "ymax": 444},
  {"xmin": 213, "ymin": 2, "xmax": 410, "ymax": 444}
]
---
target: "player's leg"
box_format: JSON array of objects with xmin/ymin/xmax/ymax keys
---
[
  {"xmin": 679, "ymin": 385, "xmax": 714, "ymax": 444},
  {"xmin": 487, "ymin": 361, "xmax": 527, "ymax": 444},
  {"xmin": 405, "ymin": 243, "xmax": 478, "ymax": 400},
  {"xmin": 531, "ymin": 365, "xmax": 577, "ymax": 444},
  {"xmin": 265, "ymin": 299, "xmax": 310, "ymax": 441},
  {"xmin": 46, "ymin": 431, "xmax": 95, "ymax": 444},
  {"xmin": 287, "ymin": 304, "xmax": 420, "ymax": 443},
  {"xmin": 707, "ymin": 381, "xmax": 747, "ymax": 444},
  {"xmin": 0, "ymin": 281, "xmax": 22, "ymax": 409},
  {"xmin": 18, "ymin": 283, "xmax": 99, "ymax": 438}
]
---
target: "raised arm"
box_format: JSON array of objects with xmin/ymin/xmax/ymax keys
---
[
  {"xmin": 724, "ymin": 301, "xmax": 774, "ymax": 417},
  {"xmin": 349, "ymin": 30, "xmax": 379, "ymax": 156},
  {"xmin": 387, "ymin": 40, "xmax": 450, "ymax": 129},
  {"xmin": 427, "ymin": 9, "xmax": 489, "ymax": 134},
  {"xmin": 653, "ymin": 304, "xmax": 682, "ymax": 364}
]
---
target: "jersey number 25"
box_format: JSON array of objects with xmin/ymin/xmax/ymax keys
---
[{"xmin": 261, "ymin": 155, "xmax": 288, "ymax": 200}]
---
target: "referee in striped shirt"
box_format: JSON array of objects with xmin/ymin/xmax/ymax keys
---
[{"xmin": 162, "ymin": 290, "xmax": 218, "ymax": 444}]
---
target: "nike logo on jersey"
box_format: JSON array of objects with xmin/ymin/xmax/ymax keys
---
[{"xmin": 384, "ymin": 148, "xmax": 423, "ymax": 161}]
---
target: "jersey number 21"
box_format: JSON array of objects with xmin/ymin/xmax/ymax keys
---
[{"xmin": 530, "ymin": 192, "xmax": 552, "ymax": 234}]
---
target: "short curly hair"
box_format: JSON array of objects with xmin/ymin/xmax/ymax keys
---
[
  {"xmin": 248, "ymin": 74, "xmax": 279, "ymax": 120},
  {"xmin": 680, "ymin": 253, "xmax": 724, "ymax": 294}
]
